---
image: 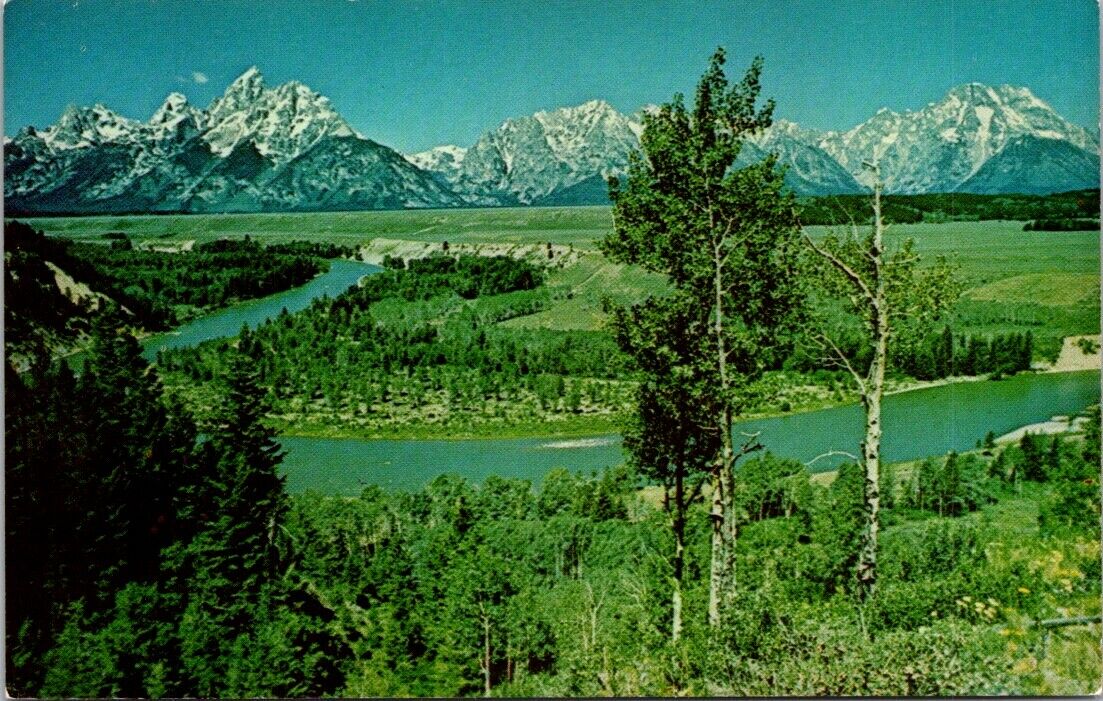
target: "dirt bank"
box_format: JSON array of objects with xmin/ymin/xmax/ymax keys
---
[{"xmin": 1046, "ymin": 334, "xmax": 1101, "ymax": 373}]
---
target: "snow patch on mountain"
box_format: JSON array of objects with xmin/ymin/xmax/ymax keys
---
[
  {"xmin": 5, "ymin": 67, "xmax": 458, "ymax": 213},
  {"xmin": 819, "ymin": 83, "xmax": 1099, "ymax": 193},
  {"xmin": 6, "ymin": 78, "xmax": 1098, "ymax": 213}
]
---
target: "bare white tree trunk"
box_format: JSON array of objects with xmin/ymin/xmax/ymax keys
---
[
  {"xmin": 804, "ymin": 165, "xmax": 890, "ymax": 599},
  {"xmin": 707, "ymin": 239, "xmax": 736, "ymax": 627},
  {"xmin": 671, "ymin": 474, "xmax": 685, "ymax": 643},
  {"xmin": 857, "ymin": 174, "xmax": 887, "ymax": 597},
  {"xmin": 479, "ymin": 604, "xmax": 492, "ymax": 697}
]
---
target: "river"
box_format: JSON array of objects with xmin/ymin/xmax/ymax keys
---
[
  {"xmin": 141, "ymin": 259, "xmax": 381, "ymax": 360},
  {"xmin": 124, "ymin": 259, "xmax": 1099, "ymax": 496},
  {"xmin": 280, "ymin": 370, "xmax": 1100, "ymax": 494}
]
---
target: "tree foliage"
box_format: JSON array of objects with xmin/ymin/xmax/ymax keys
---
[{"xmin": 602, "ymin": 47, "xmax": 805, "ymax": 627}]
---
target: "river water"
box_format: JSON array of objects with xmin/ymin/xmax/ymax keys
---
[
  {"xmin": 125, "ymin": 259, "xmax": 1099, "ymax": 495},
  {"xmin": 279, "ymin": 370, "xmax": 1100, "ymax": 494},
  {"xmin": 141, "ymin": 259, "xmax": 380, "ymax": 359}
]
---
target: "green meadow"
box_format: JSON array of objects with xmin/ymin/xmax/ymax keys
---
[{"xmin": 23, "ymin": 210, "xmax": 1101, "ymax": 358}]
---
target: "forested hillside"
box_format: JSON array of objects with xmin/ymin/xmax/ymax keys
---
[
  {"xmin": 7, "ymin": 319, "xmax": 1100, "ymax": 695},
  {"xmin": 3, "ymin": 220, "xmax": 349, "ymax": 363}
]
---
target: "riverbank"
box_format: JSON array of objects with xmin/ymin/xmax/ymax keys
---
[
  {"xmin": 264, "ymin": 366, "xmax": 1089, "ymax": 442},
  {"xmin": 276, "ymin": 371, "xmax": 1100, "ymax": 496},
  {"xmin": 272, "ymin": 413, "xmax": 624, "ymax": 441},
  {"xmin": 1045, "ymin": 334, "xmax": 1102, "ymax": 373}
]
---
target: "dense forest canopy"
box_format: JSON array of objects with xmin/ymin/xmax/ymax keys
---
[{"xmin": 7, "ymin": 317, "xmax": 1100, "ymax": 695}]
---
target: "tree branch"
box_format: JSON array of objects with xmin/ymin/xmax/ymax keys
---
[
  {"xmin": 804, "ymin": 234, "xmax": 876, "ymax": 304},
  {"xmin": 805, "ymin": 450, "xmax": 860, "ymax": 467},
  {"xmin": 686, "ymin": 472, "xmax": 710, "ymax": 506},
  {"xmin": 734, "ymin": 431, "xmax": 764, "ymax": 460},
  {"xmin": 812, "ymin": 331, "xmax": 868, "ymax": 396}
]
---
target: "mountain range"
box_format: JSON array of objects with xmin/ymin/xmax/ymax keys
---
[{"xmin": 5, "ymin": 68, "xmax": 1099, "ymax": 213}]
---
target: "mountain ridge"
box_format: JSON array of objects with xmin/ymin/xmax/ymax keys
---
[
  {"xmin": 5, "ymin": 70, "xmax": 1098, "ymax": 213},
  {"xmin": 5, "ymin": 67, "xmax": 459, "ymax": 214}
]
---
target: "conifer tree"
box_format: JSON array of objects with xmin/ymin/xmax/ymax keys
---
[
  {"xmin": 205, "ymin": 348, "xmax": 289, "ymax": 587},
  {"xmin": 1019, "ymin": 433, "xmax": 1046, "ymax": 482},
  {"xmin": 174, "ymin": 350, "xmax": 290, "ymax": 695}
]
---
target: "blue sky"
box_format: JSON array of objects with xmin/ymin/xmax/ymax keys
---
[{"xmin": 4, "ymin": 0, "xmax": 1099, "ymax": 153}]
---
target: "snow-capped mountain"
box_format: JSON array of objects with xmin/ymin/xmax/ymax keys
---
[
  {"xmin": 6, "ymin": 76, "xmax": 1098, "ymax": 214},
  {"xmin": 408, "ymin": 102, "xmax": 868, "ymax": 203},
  {"xmin": 818, "ymin": 83, "xmax": 1100, "ymax": 193},
  {"xmin": 406, "ymin": 144, "xmax": 467, "ymax": 174},
  {"xmin": 5, "ymin": 67, "xmax": 459, "ymax": 213},
  {"xmin": 738, "ymin": 120, "xmax": 864, "ymax": 196},
  {"xmin": 432, "ymin": 100, "xmax": 645, "ymax": 205}
]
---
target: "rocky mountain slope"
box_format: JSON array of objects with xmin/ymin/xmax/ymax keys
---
[
  {"xmin": 6, "ymin": 74, "xmax": 1098, "ymax": 213},
  {"xmin": 5, "ymin": 68, "xmax": 459, "ymax": 213},
  {"xmin": 817, "ymin": 83, "xmax": 1100, "ymax": 194},
  {"xmin": 412, "ymin": 84, "xmax": 1097, "ymax": 203}
]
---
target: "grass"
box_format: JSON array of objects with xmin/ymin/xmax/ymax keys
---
[
  {"xmin": 501, "ymin": 251, "xmax": 669, "ymax": 331},
  {"xmin": 27, "ymin": 208, "xmax": 1100, "ymax": 376},
  {"xmin": 30, "ymin": 210, "xmax": 1097, "ymax": 277},
  {"xmin": 805, "ymin": 220, "xmax": 1100, "ymax": 284},
  {"xmin": 19, "ymin": 206, "xmax": 615, "ymax": 249},
  {"xmin": 806, "ymin": 220, "xmax": 1100, "ymax": 361},
  {"xmin": 965, "ymin": 273, "xmax": 1101, "ymax": 306}
]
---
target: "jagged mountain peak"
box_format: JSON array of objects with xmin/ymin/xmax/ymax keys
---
[
  {"xmin": 443, "ymin": 99, "xmax": 645, "ymax": 204},
  {"xmin": 818, "ymin": 81, "xmax": 1099, "ymax": 192},
  {"xmin": 767, "ymin": 119, "xmax": 808, "ymax": 138},
  {"xmin": 42, "ymin": 103, "xmax": 139, "ymax": 150},
  {"xmin": 4, "ymin": 68, "xmax": 460, "ymax": 213},
  {"xmin": 200, "ymin": 68, "xmax": 358, "ymax": 160},
  {"xmin": 537, "ymin": 99, "xmax": 616, "ymax": 119},
  {"xmin": 6, "ymin": 75, "xmax": 1097, "ymax": 213},
  {"xmin": 149, "ymin": 92, "xmax": 201, "ymax": 131},
  {"xmin": 406, "ymin": 144, "xmax": 468, "ymax": 171},
  {"xmin": 227, "ymin": 65, "xmax": 265, "ymax": 92}
]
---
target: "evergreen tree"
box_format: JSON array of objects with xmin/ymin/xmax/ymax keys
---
[
  {"xmin": 1083, "ymin": 404, "xmax": 1101, "ymax": 468},
  {"xmin": 173, "ymin": 350, "xmax": 290, "ymax": 695},
  {"xmin": 988, "ymin": 449, "xmax": 1008, "ymax": 481},
  {"xmin": 1019, "ymin": 433, "xmax": 1046, "ymax": 482},
  {"xmin": 1045, "ymin": 435, "xmax": 1063, "ymax": 478},
  {"xmin": 938, "ymin": 451, "xmax": 962, "ymax": 516},
  {"xmin": 205, "ymin": 349, "xmax": 289, "ymax": 589},
  {"xmin": 879, "ymin": 460, "xmax": 897, "ymax": 510},
  {"xmin": 982, "ymin": 431, "xmax": 997, "ymax": 453}
]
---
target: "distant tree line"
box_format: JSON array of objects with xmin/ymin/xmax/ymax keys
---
[
  {"xmin": 1022, "ymin": 218, "xmax": 1100, "ymax": 232},
  {"xmin": 798, "ymin": 189, "xmax": 1100, "ymax": 226},
  {"xmin": 893, "ymin": 326, "xmax": 1034, "ymax": 380},
  {"xmin": 789, "ymin": 325, "xmax": 1033, "ymax": 382}
]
